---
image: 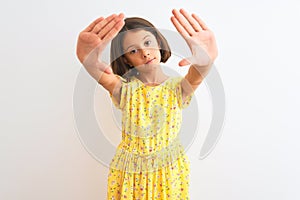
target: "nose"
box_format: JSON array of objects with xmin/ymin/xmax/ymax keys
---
[{"xmin": 141, "ymin": 49, "xmax": 150, "ymax": 58}]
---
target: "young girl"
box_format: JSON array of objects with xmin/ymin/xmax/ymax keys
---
[{"xmin": 76, "ymin": 8, "xmax": 217, "ymax": 200}]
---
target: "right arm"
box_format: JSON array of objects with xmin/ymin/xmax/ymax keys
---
[{"xmin": 76, "ymin": 13, "xmax": 125, "ymax": 96}]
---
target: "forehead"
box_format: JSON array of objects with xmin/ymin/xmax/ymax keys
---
[{"xmin": 123, "ymin": 29, "xmax": 156, "ymax": 47}]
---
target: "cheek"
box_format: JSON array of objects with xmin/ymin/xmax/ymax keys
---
[
  {"xmin": 151, "ymin": 48, "xmax": 160, "ymax": 55},
  {"xmin": 125, "ymin": 54, "xmax": 136, "ymax": 61},
  {"xmin": 126, "ymin": 55, "xmax": 142, "ymax": 65},
  {"xmin": 155, "ymin": 50, "xmax": 162, "ymax": 58}
]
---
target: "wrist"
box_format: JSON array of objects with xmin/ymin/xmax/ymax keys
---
[{"xmin": 190, "ymin": 63, "xmax": 212, "ymax": 78}]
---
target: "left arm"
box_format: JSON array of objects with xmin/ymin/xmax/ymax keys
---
[{"xmin": 171, "ymin": 9, "xmax": 218, "ymax": 100}]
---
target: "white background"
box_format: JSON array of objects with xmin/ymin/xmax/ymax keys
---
[{"xmin": 1, "ymin": 0, "xmax": 300, "ymax": 199}]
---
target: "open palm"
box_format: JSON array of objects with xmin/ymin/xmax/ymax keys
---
[
  {"xmin": 76, "ymin": 13, "xmax": 125, "ymax": 74},
  {"xmin": 171, "ymin": 9, "xmax": 218, "ymax": 67}
]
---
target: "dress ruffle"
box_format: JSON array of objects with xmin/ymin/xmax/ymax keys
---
[{"xmin": 109, "ymin": 137, "xmax": 185, "ymax": 173}]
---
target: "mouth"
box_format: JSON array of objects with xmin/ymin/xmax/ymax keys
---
[{"xmin": 145, "ymin": 58, "xmax": 155, "ymax": 64}]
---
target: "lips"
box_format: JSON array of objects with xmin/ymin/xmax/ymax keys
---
[{"xmin": 146, "ymin": 58, "xmax": 155, "ymax": 64}]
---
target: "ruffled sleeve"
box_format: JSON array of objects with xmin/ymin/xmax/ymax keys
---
[
  {"xmin": 110, "ymin": 75, "xmax": 127, "ymax": 110},
  {"xmin": 175, "ymin": 77, "xmax": 194, "ymax": 109}
]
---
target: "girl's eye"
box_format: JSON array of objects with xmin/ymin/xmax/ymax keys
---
[
  {"xmin": 129, "ymin": 49, "xmax": 138, "ymax": 54},
  {"xmin": 144, "ymin": 40, "xmax": 152, "ymax": 46}
]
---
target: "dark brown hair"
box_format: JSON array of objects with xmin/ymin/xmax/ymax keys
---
[{"xmin": 110, "ymin": 17, "xmax": 171, "ymax": 81}]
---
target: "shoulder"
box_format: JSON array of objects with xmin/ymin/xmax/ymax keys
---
[{"xmin": 167, "ymin": 76, "xmax": 185, "ymax": 87}]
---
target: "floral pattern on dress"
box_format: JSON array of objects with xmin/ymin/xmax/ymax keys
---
[{"xmin": 108, "ymin": 75, "xmax": 193, "ymax": 200}]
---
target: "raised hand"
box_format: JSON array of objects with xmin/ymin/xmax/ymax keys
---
[
  {"xmin": 171, "ymin": 9, "xmax": 218, "ymax": 68},
  {"xmin": 76, "ymin": 13, "xmax": 125, "ymax": 75}
]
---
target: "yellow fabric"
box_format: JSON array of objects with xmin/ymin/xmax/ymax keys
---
[{"xmin": 107, "ymin": 75, "xmax": 193, "ymax": 200}]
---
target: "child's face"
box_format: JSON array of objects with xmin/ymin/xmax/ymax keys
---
[{"xmin": 122, "ymin": 30, "xmax": 161, "ymax": 72}]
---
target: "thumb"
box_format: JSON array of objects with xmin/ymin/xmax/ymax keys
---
[
  {"xmin": 104, "ymin": 66, "xmax": 113, "ymax": 74},
  {"xmin": 178, "ymin": 59, "xmax": 190, "ymax": 66},
  {"xmin": 178, "ymin": 56, "xmax": 196, "ymax": 66}
]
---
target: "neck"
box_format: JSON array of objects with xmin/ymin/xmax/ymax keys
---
[{"xmin": 136, "ymin": 65, "xmax": 169, "ymax": 84}]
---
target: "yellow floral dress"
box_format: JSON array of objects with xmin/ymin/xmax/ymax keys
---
[{"xmin": 107, "ymin": 75, "xmax": 193, "ymax": 200}]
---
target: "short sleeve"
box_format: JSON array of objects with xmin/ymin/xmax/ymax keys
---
[
  {"xmin": 110, "ymin": 75, "xmax": 127, "ymax": 110},
  {"xmin": 175, "ymin": 77, "xmax": 194, "ymax": 109}
]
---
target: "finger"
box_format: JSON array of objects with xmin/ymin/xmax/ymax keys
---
[
  {"xmin": 192, "ymin": 13, "xmax": 209, "ymax": 30},
  {"xmin": 172, "ymin": 9, "xmax": 194, "ymax": 36},
  {"xmin": 95, "ymin": 61, "xmax": 113, "ymax": 74},
  {"xmin": 104, "ymin": 66, "xmax": 113, "ymax": 74},
  {"xmin": 178, "ymin": 58, "xmax": 191, "ymax": 66},
  {"xmin": 91, "ymin": 14, "xmax": 117, "ymax": 34},
  {"xmin": 99, "ymin": 13, "xmax": 124, "ymax": 39},
  {"xmin": 179, "ymin": 56, "xmax": 202, "ymax": 66},
  {"xmin": 83, "ymin": 17, "xmax": 104, "ymax": 32},
  {"xmin": 170, "ymin": 16, "xmax": 189, "ymax": 39},
  {"xmin": 102, "ymin": 17, "xmax": 125, "ymax": 43},
  {"xmin": 179, "ymin": 8, "xmax": 202, "ymax": 32}
]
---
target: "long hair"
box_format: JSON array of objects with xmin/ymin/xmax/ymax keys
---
[{"xmin": 110, "ymin": 17, "xmax": 171, "ymax": 81}]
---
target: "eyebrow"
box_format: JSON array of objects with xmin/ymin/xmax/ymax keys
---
[{"xmin": 124, "ymin": 35, "xmax": 151, "ymax": 52}]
